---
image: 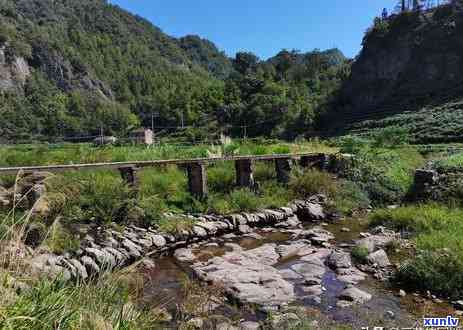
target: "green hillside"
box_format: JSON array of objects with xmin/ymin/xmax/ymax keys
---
[
  {"xmin": 0, "ymin": 0, "xmax": 348, "ymax": 142},
  {"xmin": 322, "ymin": 2, "xmax": 463, "ymax": 142}
]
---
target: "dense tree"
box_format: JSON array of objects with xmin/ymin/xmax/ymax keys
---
[{"xmin": 0, "ymin": 0, "xmax": 350, "ymax": 142}]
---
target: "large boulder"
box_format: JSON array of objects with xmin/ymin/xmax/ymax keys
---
[
  {"xmin": 327, "ymin": 250, "xmax": 352, "ymax": 269},
  {"xmin": 193, "ymin": 244, "xmax": 295, "ymax": 307},
  {"xmin": 338, "ymin": 287, "xmax": 372, "ymax": 305},
  {"xmin": 366, "ymin": 249, "xmax": 391, "ymax": 268},
  {"xmin": 0, "ymin": 186, "xmax": 11, "ymax": 208}
]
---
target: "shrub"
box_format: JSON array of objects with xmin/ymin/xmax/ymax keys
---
[
  {"xmin": 351, "ymin": 246, "xmax": 369, "ymax": 264},
  {"xmin": 338, "ymin": 135, "xmax": 370, "ymax": 154},
  {"xmin": 229, "ymin": 188, "xmax": 261, "ymax": 212},
  {"xmin": 345, "ymin": 147, "xmax": 424, "ymax": 205},
  {"xmin": 396, "ymin": 251, "xmax": 463, "ymax": 299},
  {"xmin": 138, "ymin": 196, "xmax": 168, "ymax": 225},
  {"xmin": 260, "ymin": 181, "xmax": 292, "ymax": 209},
  {"xmin": 371, "ymin": 126, "xmax": 409, "ymax": 149},
  {"xmin": 46, "ymin": 171, "xmax": 131, "ymax": 224},
  {"xmin": 154, "ymin": 217, "xmax": 196, "ymax": 234},
  {"xmin": 208, "ymin": 195, "xmax": 232, "ymax": 214},
  {"xmin": 333, "ymin": 180, "xmax": 370, "ymax": 215},
  {"xmin": 254, "ymin": 161, "xmax": 276, "ymax": 182},
  {"xmin": 208, "ymin": 162, "xmax": 235, "ymax": 193},
  {"xmin": 139, "ymin": 166, "xmax": 187, "ymax": 200},
  {"xmin": 289, "ymin": 169, "xmax": 337, "ymax": 198},
  {"xmin": 371, "ymin": 204, "xmax": 463, "ymax": 298}
]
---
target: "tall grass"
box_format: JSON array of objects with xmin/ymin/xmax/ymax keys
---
[
  {"xmin": 46, "ymin": 170, "xmax": 131, "ymax": 224},
  {"xmin": 341, "ymin": 146, "xmax": 425, "ymax": 205},
  {"xmin": 0, "ymin": 177, "xmax": 161, "ymax": 329},
  {"xmin": 0, "ymin": 139, "xmax": 337, "ymax": 167},
  {"xmin": 0, "ymin": 274, "xmax": 160, "ymax": 329},
  {"xmin": 288, "ymin": 168, "xmax": 337, "ymax": 198},
  {"xmin": 370, "ymin": 204, "xmax": 463, "ymax": 297},
  {"xmin": 433, "ymin": 152, "xmax": 463, "ymax": 172}
]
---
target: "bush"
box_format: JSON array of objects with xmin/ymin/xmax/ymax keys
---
[
  {"xmin": 333, "ymin": 180, "xmax": 371, "ymax": 215},
  {"xmin": 396, "ymin": 251, "xmax": 463, "ymax": 299},
  {"xmin": 208, "ymin": 162, "xmax": 235, "ymax": 193},
  {"xmin": 228, "ymin": 188, "xmax": 261, "ymax": 212},
  {"xmin": 345, "ymin": 147, "xmax": 424, "ymax": 205},
  {"xmin": 371, "ymin": 204, "xmax": 463, "ymax": 298},
  {"xmin": 138, "ymin": 196, "xmax": 167, "ymax": 225},
  {"xmin": 138, "ymin": 166, "xmax": 188, "ymax": 207},
  {"xmin": 254, "ymin": 161, "xmax": 276, "ymax": 181},
  {"xmin": 371, "ymin": 126, "xmax": 410, "ymax": 149},
  {"xmin": 289, "ymin": 169, "xmax": 337, "ymax": 198},
  {"xmin": 338, "ymin": 135, "xmax": 370, "ymax": 154},
  {"xmin": 351, "ymin": 246, "xmax": 369, "ymax": 264},
  {"xmin": 46, "ymin": 170, "xmax": 131, "ymax": 224},
  {"xmin": 260, "ymin": 181, "xmax": 292, "ymax": 209},
  {"xmin": 208, "ymin": 195, "xmax": 232, "ymax": 214}
]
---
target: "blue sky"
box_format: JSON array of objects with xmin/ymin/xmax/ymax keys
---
[{"xmin": 109, "ymin": 0, "xmax": 398, "ymax": 59}]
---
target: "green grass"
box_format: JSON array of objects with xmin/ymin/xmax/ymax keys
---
[
  {"xmin": 0, "ymin": 275, "xmax": 159, "ymax": 329},
  {"xmin": 0, "ymin": 140, "xmax": 337, "ymax": 168},
  {"xmin": 288, "ymin": 168, "xmax": 337, "ymax": 198},
  {"xmin": 340, "ymin": 146, "xmax": 424, "ymax": 205},
  {"xmin": 333, "ymin": 181, "xmax": 371, "ymax": 215},
  {"xmin": 347, "ymin": 100, "xmax": 463, "ymax": 144},
  {"xmin": 370, "ymin": 204, "xmax": 463, "ymax": 298},
  {"xmin": 433, "ymin": 152, "xmax": 463, "ymax": 172},
  {"xmin": 45, "ymin": 170, "xmax": 132, "ymax": 224},
  {"xmin": 351, "ymin": 246, "xmax": 369, "ymax": 264},
  {"xmin": 369, "ymin": 203, "xmax": 463, "ymax": 234}
]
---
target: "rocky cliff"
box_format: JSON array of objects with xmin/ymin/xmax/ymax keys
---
[
  {"xmin": 325, "ymin": 3, "xmax": 463, "ymax": 133},
  {"xmin": 0, "ymin": 44, "xmax": 30, "ymax": 93}
]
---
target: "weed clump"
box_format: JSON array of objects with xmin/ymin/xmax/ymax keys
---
[
  {"xmin": 288, "ymin": 169, "xmax": 337, "ymax": 198},
  {"xmin": 370, "ymin": 204, "xmax": 463, "ymax": 298},
  {"xmin": 351, "ymin": 246, "xmax": 369, "ymax": 264}
]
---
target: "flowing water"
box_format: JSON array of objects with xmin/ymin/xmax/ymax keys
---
[{"xmin": 139, "ymin": 217, "xmax": 455, "ymax": 329}]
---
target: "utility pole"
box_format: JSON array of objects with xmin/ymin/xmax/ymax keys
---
[
  {"xmin": 99, "ymin": 125, "xmax": 104, "ymax": 145},
  {"xmin": 151, "ymin": 111, "xmax": 159, "ymax": 131}
]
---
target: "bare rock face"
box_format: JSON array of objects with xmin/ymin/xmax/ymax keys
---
[
  {"xmin": 32, "ymin": 45, "xmax": 114, "ymax": 99},
  {"xmin": 0, "ymin": 45, "xmax": 31, "ymax": 93}
]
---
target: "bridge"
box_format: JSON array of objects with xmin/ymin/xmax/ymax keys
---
[{"xmin": 0, "ymin": 153, "xmax": 335, "ymax": 199}]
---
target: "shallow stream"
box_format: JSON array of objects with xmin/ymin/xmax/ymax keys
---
[{"xmin": 139, "ymin": 218, "xmax": 455, "ymax": 329}]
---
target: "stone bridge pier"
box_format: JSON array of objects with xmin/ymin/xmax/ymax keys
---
[
  {"xmin": 111, "ymin": 153, "xmax": 340, "ymax": 199},
  {"xmin": 275, "ymin": 158, "xmax": 293, "ymax": 184},
  {"xmin": 235, "ymin": 159, "xmax": 255, "ymax": 189},
  {"xmin": 187, "ymin": 163, "xmax": 208, "ymax": 199}
]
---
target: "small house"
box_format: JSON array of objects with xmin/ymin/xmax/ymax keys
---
[{"xmin": 130, "ymin": 128, "xmax": 154, "ymax": 145}]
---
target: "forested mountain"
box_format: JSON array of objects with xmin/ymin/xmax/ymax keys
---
[{"xmin": 0, "ymin": 0, "xmax": 349, "ymax": 142}]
